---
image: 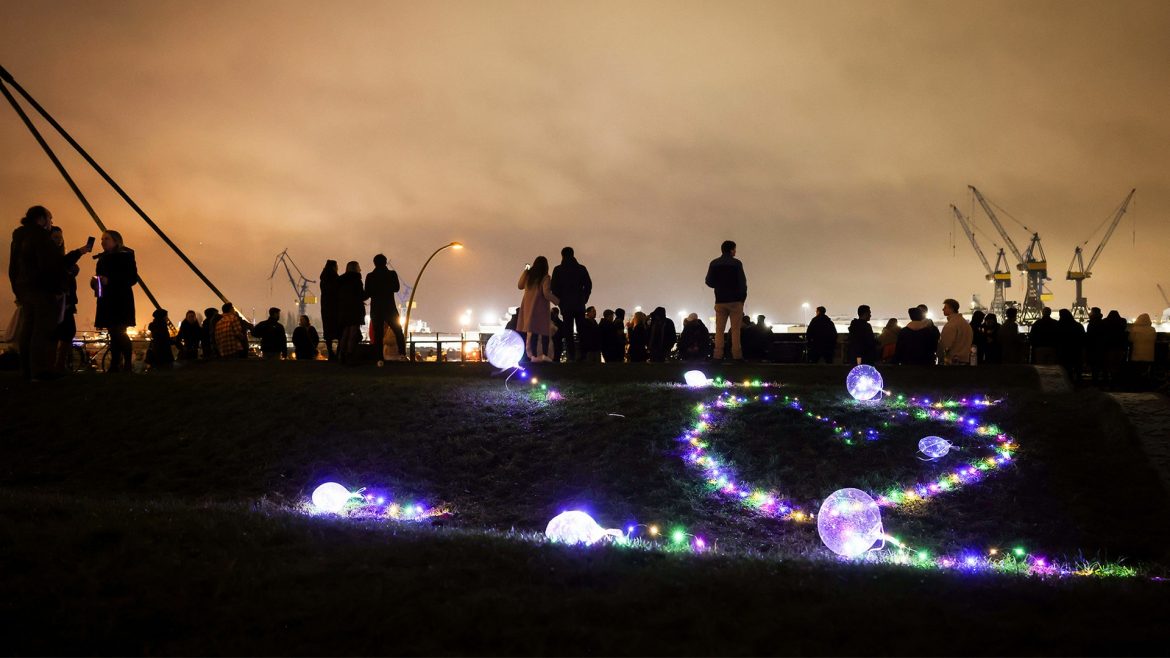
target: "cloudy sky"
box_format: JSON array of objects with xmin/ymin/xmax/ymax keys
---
[{"xmin": 2, "ymin": 0, "xmax": 1168, "ymax": 331}]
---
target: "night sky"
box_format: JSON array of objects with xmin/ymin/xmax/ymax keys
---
[{"xmin": 3, "ymin": 0, "xmax": 1168, "ymax": 331}]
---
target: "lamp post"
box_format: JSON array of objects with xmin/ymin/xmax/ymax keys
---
[{"xmin": 403, "ymin": 241, "xmax": 463, "ymax": 359}]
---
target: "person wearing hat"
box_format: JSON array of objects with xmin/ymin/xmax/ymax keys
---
[{"xmin": 147, "ymin": 308, "xmax": 174, "ymax": 369}]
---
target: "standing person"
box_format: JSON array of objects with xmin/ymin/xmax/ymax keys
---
[
  {"xmin": 337, "ymin": 261, "xmax": 367, "ymax": 364},
  {"xmin": 319, "ymin": 260, "xmax": 341, "ymax": 361},
  {"xmin": 177, "ymin": 310, "xmax": 202, "ymax": 360},
  {"xmin": 550, "ymin": 246, "xmax": 592, "ymax": 361},
  {"xmin": 877, "ymin": 318, "xmax": 900, "ymax": 363},
  {"xmin": 577, "ymin": 306, "xmax": 602, "ymax": 363},
  {"xmin": 1084, "ymin": 307, "xmax": 1107, "ymax": 383},
  {"xmin": 515, "ymin": 256, "xmax": 559, "ymax": 363},
  {"xmin": 93, "ymin": 230, "xmax": 139, "ymax": 373},
  {"xmin": 252, "ymin": 307, "xmax": 288, "ymax": 360},
  {"xmin": 147, "ymin": 309, "xmax": 174, "ymax": 369},
  {"xmin": 292, "ymin": 315, "xmax": 321, "ymax": 360},
  {"xmin": 1103, "ymin": 310, "xmax": 1129, "ymax": 385},
  {"xmin": 998, "ymin": 308, "xmax": 1023, "ymax": 364},
  {"xmin": 599, "ymin": 309, "xmax": 625, "ymax": 364},
  {"xmin": 1056, "ymin": 309, "xmax": 1085, "ymax": 381},
  {"xmin": 970, "ymin": 310, "xmax": 986, "ymax": 363},
  {"xmin": 847, "ymin": 305, "xmax": 878, "ymax": 365},
  {"xmin": 648, "ymin": 306, "xmax": 677, "ymax": 362},
  {"xmin": 936, "ymin": 298, "xmax": 973, "ymax": 365},
  {"xmin": 677, "ymin": 313, "xmax": 713, "ymax": 361},
  {"xmin": 981, "ymin": 314, "xmax": 1002, "ymax": 364},
  {"xmin": 627, "ymin": 311, "xmax": 650, "ymax": 362},
  {"xmin": 201, "ymin": 307, "xmax": 220, "ymax": 359},
  {"xmin": 364, "ymin": 254, "xmax": 403, "ymax": 358},
  {"xmin": 1128, "ymin": 313, "xmax": 1156, "ymax": 379},
  {"xmin": 215, "ymin": 303, "xmax": 247, "ymax": 359},
  {"xmin": 806, "ymin": 306, "xmax": 837, "ymax": 364},
  {"xmin": 1029, "ymin": 307, "xmax": 1059, "ymax": 365},
  {"xmin": 49, "ymin": 226, "xmax": 91, "ymax": 372},
  {"xmin": 894, "ymin": 307, "xmax": 936, "ymax": 365},
  {"xmin": 12, "ymin": 206, "xmax": 66, "ymax": 380},
  {"xmin": 705, "ymin": 240, "xmax": 747, "ymax": 361}
]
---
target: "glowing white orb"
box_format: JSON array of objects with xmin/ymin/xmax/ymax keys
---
[
  {"xmin": 846, "ymin": 365, "xmax": 884, "ymax": 401},
  {"xmin": 545, "ymin": 511, "xmax": 624, "ymax": 545},
  {"xmin": 918, "ymin": 436, "xmax": 953, "ymax": 460},
  {"xmin": 485, "ymin": 329, "xmax": 526, "ymax": 370},
  {"xmin": 817, "ymin": 488, "xmax": 884, "ymax": 558},
  {"xmin": 683, "ymin": 370, "xmax": 709, "ymax": 387},
  {"xmin": 312, "ymin": 482, "xmax": 354, "ymax": 513}
]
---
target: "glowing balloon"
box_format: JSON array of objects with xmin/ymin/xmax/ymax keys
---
[
  {"xmin": 817, "ymin": 488, "xmax": 884, "ymax": 558},
  {"xmin": 918, "ymin": 436, "xmax": 953, "ymax": 460},
  {"xmin": 846, "ymin": 365, "xmax": 884, "ymax": 401},
  {"xmin": 312, "ymin": 482, "xmax": 355, "ymax": 513},
  {"xmin": 486, "ymin": 330, "xmax": 525, "ymax": 370},
  {"xmin": 545, "ymin": 511, "xmax": 625, "ymax": 545},
  {"xmin": 683, "ymin": 370, "xmax": 709, "ymax": 387}
]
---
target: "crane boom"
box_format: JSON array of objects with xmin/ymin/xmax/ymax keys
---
[
  {"xmin": 950, "ymin": 204, "xmax": 993, "ymax": 275},
  {"xmin": 1084, "ymin": 188, "xmax": 1136, "ymax": 275},
  {"xmin": 969, "ymin": 185, "xmax": 1026, "ymax": 265}
]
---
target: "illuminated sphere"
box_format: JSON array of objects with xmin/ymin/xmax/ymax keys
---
[
  {"xmin": 683, "ymin": 370, "xmax": 709, "ymax": 387},
  {"xmin": 845, "ymin": 365, "xmax": 884, "ymax": 401},
  {"xmin": 485, "ymin": 330, "xmax": 525, "ymax": 370},
  {"xmin": 545, "ymin": 511, "xmax": 618, "ymax": 545},
  {"xmin": 312, "ymin": 482, "xmax": 353, "ymax": 513},
  {"xmin": 817, "ymin": 488, "xmax": 884, "ymax": 558},
  {"xmin": 918, "ymin": 436, "xmax": 953, "ymax": 460}
]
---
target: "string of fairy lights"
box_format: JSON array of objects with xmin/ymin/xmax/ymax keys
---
[{"xmin": 303, "ymin": 363, "xmax": 1141, "ymax": 579}]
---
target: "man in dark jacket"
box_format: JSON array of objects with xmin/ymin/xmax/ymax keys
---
[
  {"xmin": 847, "ymin": 305, "xmax": 879, "ymax": 365},
  {"xmin": 292, "ymin": 315, "xmax": 320, "ymax": 360},
  {"xmin": 12, "ymin": 206, "xmax": 65, "ymax": 380},
  {"xmin": 648, "ymin": 306, "xmax": 677, "ymax": 362},
  {"xmin": 1029, "ymin": 307, "xmax": 1059, "ymax": 364},
  {"xmin": 806, "ymin": 306, "xmax": 837, "ymax": 363},
  {"xmin": 599, "ymin": 309, "xmax": 626, "ymax": 364},
  {"xmin": 705, "ymin": 240, "xmax": 747, "ymax": 360},
  {"xmin": 251, "ymin": 307, "xmax": 288, "ymax": 359},
  {"xmin": 364, "ymin": 254, "xmax": 404, "ymax": 359},
  {"xmin": 550, "ymin": 247, "xmax": 592, "ymax": 361},
  {"xmin": 578, "ymin": 306, "xmax": 602, "ymax": 363},
  {"xmin": 894, "ymin": 307, "xmax": 938, "ymax": 365}
]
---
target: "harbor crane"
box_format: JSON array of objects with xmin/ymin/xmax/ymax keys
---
[
  {"xmin": 268, "ymin": 249, "xmax": 317, "ymax": 318},
  {"xmin": 1158, "ymin": 284, "xmax": 1170, "ymax": 324},
  {"xmin": 1066, "ymin": 189, "xmax": 1136, "ymax": 321},
  {"xmin": 950, "ymin": 204, "xmax": 1013, "ymax": 317},
  {"xmin": 969, "ymin": 185, "xmax": 1051, "ymax": 324}
]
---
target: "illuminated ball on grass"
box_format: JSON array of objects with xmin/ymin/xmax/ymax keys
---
[
  {"xmin": 817, "ymin": 488, "xmax": 884, "ymax": 558},
  {"xmin": 545, "ymin": 511, "xmax": 624, "ymax": 545},
  {"xmin": 683, "ymin": 370, "xmax": 709, "ymax": 387},
  {"xmin": 846, "ymin": 365, "xmax": 884, "ymax": 401},
  {"xmin": 485, "ymin": 329, "xmax": 526, "ymax": 370},
  {"xmin": 312, "ymin": 482, "xmax": 354, "ymax": 513},
  {"xmin": 918, "ymin": 436, "xmax": 953, "ymax": 460}
]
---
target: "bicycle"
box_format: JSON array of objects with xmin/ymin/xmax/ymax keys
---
[{"xmin": 70, "ymin": 331, "xmax": 112, "ymax": 373}]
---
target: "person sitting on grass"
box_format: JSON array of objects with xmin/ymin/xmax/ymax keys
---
[
  {"xmin": 147, "ymin": 308, "xmax": 174, "ymax": 370},
  {"xmin": 292, "ymin": 315, "xmax": 320, "ymax": 361},
  {"xmin": 252, "ymin": 307, "xmax": 288, "ymax": 360}
]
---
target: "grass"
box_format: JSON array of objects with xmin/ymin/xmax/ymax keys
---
[{"xmin": 2, "ymin": 361, "xmax": 1169, "ymax": 655}]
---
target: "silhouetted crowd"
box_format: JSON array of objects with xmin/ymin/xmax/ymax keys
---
[{"xmin": 6, "ymin": 207, "xmax": 1163, "ymax": 384}]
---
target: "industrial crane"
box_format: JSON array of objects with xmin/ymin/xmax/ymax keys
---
[
  {"xmin": 1066, "ymin": 189, "xmax": 1136, "ymax": 321},
  {"xmin": 268, "ymin": 249, "xmax": 317, "ymax": 318},
  {"xmin": 1158, "ymin": 284, "xmax": 1170, "ymax": 324},
  {"xmin": 969, "ymin": 185, "xmax": 1051, "ymax": 324},
  {"xmin": 949, "ymin": 204, "xmax": 1013, "ymax": 317}
]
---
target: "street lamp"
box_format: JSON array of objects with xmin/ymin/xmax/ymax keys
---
[{"xmin": 403, "ymin": 241, "xmax": 463, "ymax": 357}]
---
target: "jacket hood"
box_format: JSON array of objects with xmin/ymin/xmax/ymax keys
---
[
  {"xmin": 1135, "ymin": 313, "xmax": 1152, "ymax": 326},
  {"xmin": 905, "ymin": 319, "xmax": 932, "ymax": 330}
]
